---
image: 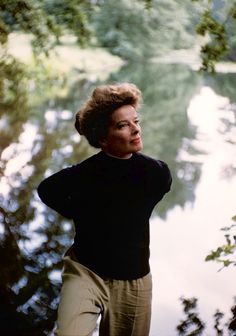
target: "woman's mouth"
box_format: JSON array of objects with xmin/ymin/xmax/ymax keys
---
[{"xmin": 130, "ymin": 137, "xmax": 141, "ymax": 145}]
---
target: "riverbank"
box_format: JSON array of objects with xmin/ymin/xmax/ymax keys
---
[
  {"xmin": 6, "ymin": 33, "xmax": 236, "ymax": 77},
  {"xmin": 153, "ymin": 46, "xmax": 236, "ymax": 73},
  {"xmin": 7, "ymin": 33, "xmax": 124, "ymax": 80}
]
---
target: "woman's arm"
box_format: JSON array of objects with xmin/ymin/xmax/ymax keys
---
[{"xmin": 37, "ymin": 167, "xmax": 76, "ymax": 219}]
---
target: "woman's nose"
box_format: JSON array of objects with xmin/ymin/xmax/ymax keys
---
[{"xmin": 132, "ymin": 122, "xmax": 140, "ymax": 134}]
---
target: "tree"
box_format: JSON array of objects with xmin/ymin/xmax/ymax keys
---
[
  {"xmin": 0, "ymin": 0, "xmax": 96, "ymax": 55},
  {"xmin": 0, "ymin": 0, "xmax": 155, "ymax": 55},
  {"xmin": 93, "ymin": 0, "xmax": 199, "ymax": 61},
  {"xmin": 192, "ymin": 0, "xmax": 236, "ymax": 72}
]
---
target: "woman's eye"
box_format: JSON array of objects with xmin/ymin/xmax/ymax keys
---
[
  {"xmin": 117, "ymin": 123, "xmax": 127, "ymax": 129},
  {"xmin": 116, "ymin": 119, "xmax": 140, "ymax": 129}
]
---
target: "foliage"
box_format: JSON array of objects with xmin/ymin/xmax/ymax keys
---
[
  {"xmin": 93, "ymin": 0, "xmax": 199, "ymax": 61},
  {"xmin": 176, "ymin": 297, "xmax": 205, "ymax": 335},
  {"xmin": 0, "ymin": 55, "xmax": 30, "ymax": 153},
  {"xmin": 205, "ymin": 216, "xmax": 236, "ymax": 270},
  {"xmin": 177, "ymin": 297, "xmax": 236, "ymax": 335},
  {"xmin": 192, "ymin": 0, "xmax": 236, "ymax": 72},
  {"xmin": 42, "ymin": 0, "xmax": 94, "ymax": 47},
  {"xmin": 0, "ymin": 0, "xmax": 94, "ymax": 55},
  {"xmin": 93, "ymin": 0, "xmax": 156, "ymax": 61},
  {"xmin": 0, "ymin": 0, "xmax": 161, "ymax": 56},
  {"xmin": 1, "ymin": 0, "xmax": 235, "ymax": 69}
]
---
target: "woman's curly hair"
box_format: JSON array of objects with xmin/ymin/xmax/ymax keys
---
[{"xmin": 75, "ymin": 83, "xmax": 142, "ymax": 148}]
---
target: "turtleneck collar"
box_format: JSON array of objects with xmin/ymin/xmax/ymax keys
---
[{"xmin": 102, "ymin": 151, "xmax": 133, "ymax": 160}]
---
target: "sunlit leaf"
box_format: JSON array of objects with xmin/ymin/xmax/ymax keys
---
[{"xmin": 232, "ymin": 215, "xmax": 236, "ymax": 222}]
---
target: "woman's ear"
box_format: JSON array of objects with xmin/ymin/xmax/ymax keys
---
[{"xmin": 99, "ymin": 137, "xmax": 107, "ymax": 148}]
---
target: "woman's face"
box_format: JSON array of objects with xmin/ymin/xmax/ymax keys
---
[{"xmin": 100, "ymin": 105, "xmax": 143, "ymax": 159}]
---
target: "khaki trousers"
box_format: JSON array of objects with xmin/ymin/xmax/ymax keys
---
[{"xmin": 55, "ymin": 254, "xmax": 152, "ymax": 336}]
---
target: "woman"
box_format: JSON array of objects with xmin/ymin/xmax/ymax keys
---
[{"xmin": 37, "ymin": 83, "xmax": 172, "ymax": 336}]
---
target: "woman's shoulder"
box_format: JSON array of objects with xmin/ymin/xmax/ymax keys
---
[
  {"xmin": 135, "ymin": 152, "xmax": 172, "ymax": 192},
  {"xmin": 135, "ymin": 152, "xmax": 169, "ymax": 170},
  {"xmin": 67, "ymin": 151, "xmax": 101, "ymax": 169}
]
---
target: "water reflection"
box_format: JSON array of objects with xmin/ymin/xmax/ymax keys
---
[
  {"xmin": 0, "ymin": 56, "xmax": 30, "ymax": 154},
  {"xmin": 150, "ymin": 82, "xmax": 236, "ymax": 336},
  {"xmin": 0, "ymin": 55, "xmax": 235, "ymax": 335}
]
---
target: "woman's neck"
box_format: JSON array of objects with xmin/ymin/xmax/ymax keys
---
[{"xmin": 102, "ymin": 150, "xmax": 133, "ymax": 160}]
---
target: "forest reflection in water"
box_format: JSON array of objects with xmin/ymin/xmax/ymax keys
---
[{"xmin": 0, "ymin": 57, "xmax": 236, "ymax": 335}]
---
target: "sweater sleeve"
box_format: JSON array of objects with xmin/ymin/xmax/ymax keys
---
[
  {"xmin": 158, "ymin": 160, "xmax": 172, "ymax": 194},
  {"xmin": 37, "ymin": 167, "xmax": 76, "ymax": 219},
  {"xmin": 149, "ymin": 160, "xmax": 172, "ymax": 205}
]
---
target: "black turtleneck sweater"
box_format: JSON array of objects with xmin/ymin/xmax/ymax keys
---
[{"xmin": 37, "ymin": 151, "xmax": 172, "ymax": 280}]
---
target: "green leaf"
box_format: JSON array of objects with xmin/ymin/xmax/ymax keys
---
[
  {"xmin": 205, "ymin": 247, "xmax": 223, "ymax": 261},
  {"xmin": 223, "ymin": 244, "xmax": 236, "ymax": 254},
  {"xmin": 222, "ymin": 260, "xmax": 233, "ymax": 267}
]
